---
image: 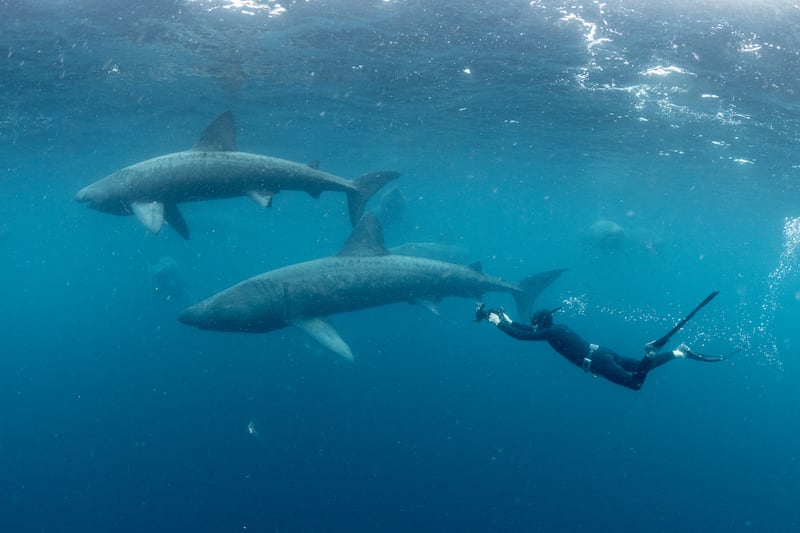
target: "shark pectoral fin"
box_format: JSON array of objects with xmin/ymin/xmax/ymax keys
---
[
  {"xmin": 415, "ymin": 299, "xmax": 440, "ymax": 315},
  {"xmin": 291, "ymin": 317, "xmax": 354, "ymax": 360},
  {"xmin": 247, "ymin": 190, "xmax": 274, "ymax": 208},
  {"xmin": 164, "ymin": 203, "xmax": 190, "ymax": 240},
  {"xmin": 131, "ymin": 201, "xmax": 165, "ymax": 233}
]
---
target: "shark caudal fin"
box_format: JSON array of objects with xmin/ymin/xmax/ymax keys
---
[
  {"xmin": 346, "ymin": 171, "xmax": 401, "ymax": 226},
  {"xmin": 511, "ymin": 268, "xmax": 568, "ymax": 321}
]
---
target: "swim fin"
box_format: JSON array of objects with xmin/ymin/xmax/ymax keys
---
[{"xmin": 644, "ymin": 290, "xmax": 719, "ymax": 355}]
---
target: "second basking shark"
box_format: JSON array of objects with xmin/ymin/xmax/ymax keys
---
[
  {"xmin": 178, "ymin": 213, "xmax": 566, "ymax": 359},
  {"xmin": 75, "ymin": 111, "xmax": 400, "ymax": 239}
]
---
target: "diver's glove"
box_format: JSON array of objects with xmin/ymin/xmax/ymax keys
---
[
  {"xmin": 475, "ymin": 304, "xmax": 510, "ymax": 325},
  {"xmin": 488, "ymin": 307, "xmax": 512, "ymax": 326}
]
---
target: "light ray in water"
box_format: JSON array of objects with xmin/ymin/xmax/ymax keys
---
[{"xmin": 754, "ymin": 216, "xmax": 800, "ymax": 367}]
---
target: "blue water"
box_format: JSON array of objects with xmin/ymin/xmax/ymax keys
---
[{"xmin": 3, "ymin": 0, "xmax": 800, "ymax": 531}]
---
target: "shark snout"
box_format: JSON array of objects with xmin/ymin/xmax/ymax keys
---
[
  {"xmin": 75, "ymin": 185, "xmax": 101, "ymax": 208},
  {"xmin": 74, "ymin": 187, "xmax": 90, "ymax": 203},
  {"xmin": 178, "ymin": 305, "xmax": 204, "ymax": 327},
  {"xmin": 75, "ymin": 184, "xmax": 130, "ymax": 215}
]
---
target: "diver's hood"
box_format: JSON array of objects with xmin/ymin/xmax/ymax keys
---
[{"xmin": 531, "ymin": 307, "xmax": 561, "ymax": 327}]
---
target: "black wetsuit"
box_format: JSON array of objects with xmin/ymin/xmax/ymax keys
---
[{"xmin": 496, "ymin": 321, "xmax": 674, "ymax": 390}]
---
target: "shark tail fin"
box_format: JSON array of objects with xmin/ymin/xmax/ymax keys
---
[
  {"xmin": 511, "ymin": 268, "xmax": 568, "ymax": 321},
  {"xmin": 347, "ymin": 171, "xmax": 401, "ymax": 226}
]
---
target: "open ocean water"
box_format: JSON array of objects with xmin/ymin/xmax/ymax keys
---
[{"xmin": 2, "ymin": 0, "xmax": 800, "ymax": 531}]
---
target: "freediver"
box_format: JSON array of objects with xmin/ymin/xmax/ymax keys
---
[{"xmin": 475, "ymin": 291, "xmax": 729, "ymax": 390}]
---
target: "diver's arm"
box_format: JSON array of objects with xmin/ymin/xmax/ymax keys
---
[
  {"xmin": 497, "ymin": 321, "xmax": 547, "ymax": 341},
  {"xmin": 485, "ymin": 309, "xmax": 547, "ymax": 341}
]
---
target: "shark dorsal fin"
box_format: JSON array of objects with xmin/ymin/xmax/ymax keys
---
[
  {"xmin": 337, "ymin": 213, "xmax": 388, "ymax": 257},
  {"xmin": 193, "ymin": 111, "xmax": 236, "ymax": 152}
]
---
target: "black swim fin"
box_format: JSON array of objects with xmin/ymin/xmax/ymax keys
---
[{"xmin": 644, "ymin": 290, "xmax": 719, "ymax": 354}]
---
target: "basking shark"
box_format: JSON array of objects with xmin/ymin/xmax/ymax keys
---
[
  {"xmin": 582, "ymin": 219, "xmax": 664, "ymax": 256},
  {"xmin": 375, "ymin": 186, "xmax": 407, "ymax": 226},
  {"xmin": 150, "ymin": 256, "xmax": 194, "ymax": 304},
  {"xmin": 585, "ymin": 220, "xmax": 626, "ymax": 250},
  {"xmin": 75, "ymin": 111, "xmax": 400, "ymax": 239},
  {"xmin": 178, "ymin": 213, "xmax": 566, "ymax": 359}
]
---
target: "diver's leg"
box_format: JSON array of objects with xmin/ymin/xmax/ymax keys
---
[
  {"xmin": 614, "ymin": 353, "xmax": 646, "ymax": 372},
  {"xmin": 591, "ymin": 350, "xmax": 646, "ymax": 390},
  {"xmin": 673, "ymin": 343, "xmax": 729, "ymax": 362},
  {"xmin": 642, "ymin": 344, "xmax": 728, "ymax": 370},
  {"xmin": 640, "ymin": 350, "xmax": 678, "ymax": 371}
]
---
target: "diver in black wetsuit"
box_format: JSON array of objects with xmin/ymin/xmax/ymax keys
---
[{"xmin": 475, "ymin": 291, "xmax": 727, "ymax": 391}]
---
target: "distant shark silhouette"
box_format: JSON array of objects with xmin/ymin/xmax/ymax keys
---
[
  {"xmin": 75, "ymin": 111, "xmax": 399, "ymax": 239},
  {"xmin": 583, "ymin": 219, "xmax": 664, "ymax": 256},
  {"xmin": 585, "ymin": 220, "xmax": 626, "ymax": 250},
  {"xmin": 150, "ymin": 256, "xmax": 194, "ymax": 304},
  {"xmin": 374, "ymin": 186, "xmax": 407, "ymax": 226},
  {"xmin": 178, "ymin": 213, "xmax": 566, "ymax": 359}
]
